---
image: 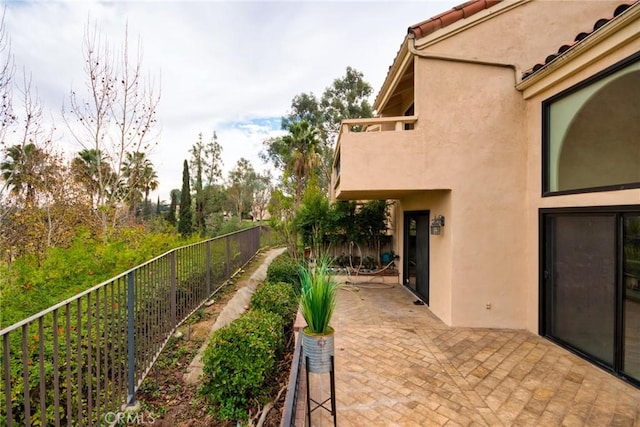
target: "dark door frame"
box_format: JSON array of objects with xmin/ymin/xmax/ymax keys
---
[
  {"xmin": 539, "ymin": 205, "xmax": 640, "ymax": 388},
  {"xmin": 403, "ymin": 210, "xmax": 430, "ymax": 305}
]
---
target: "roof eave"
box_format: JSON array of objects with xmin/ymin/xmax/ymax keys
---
[
  {"xmin": 373, "ymin": 37, "xmax": 410, "ymax": 112},
  {"xmin": 373, "ymin": 0, "xmax": 526, "ymax": 113},
  {"xmin": 516, "ymin": 2, "xmax": 640, "ymax": 94}
]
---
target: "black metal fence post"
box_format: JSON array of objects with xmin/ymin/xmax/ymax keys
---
[
  {"xmin": 225, "ymin": 236, "xmax": 231, "ymax": 279},
  {"xmin": 206, "ymin": 241, "xmax": 212, "ymax": 296},
  {"xmin": 126, "ymin": 271, "xmax": 135, "ymax": 405},
  {"xmin": 170, "ymin": 251, "xmax": 177, "ymax": 330}
]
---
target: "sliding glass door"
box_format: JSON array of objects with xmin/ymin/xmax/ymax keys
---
[
  {"xmin": 623, "ymin": 214, "xmax": 640, "ymax": 380},
  {"xmin": 542, "ymin": 209, "xmax": 640, "ymax": 385}
]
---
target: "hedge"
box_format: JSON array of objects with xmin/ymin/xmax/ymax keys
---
[
  {"xmin": 251, "ymin": 281, "xmax": 298, "ymax": 322},
  {"xmin": 265, "ymin": 252, "xmax": 300, "ymax": 291}
]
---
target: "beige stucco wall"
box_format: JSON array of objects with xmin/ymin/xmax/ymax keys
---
[
  {"xmin": 396, "ymin": 192, "xmax": 453, "ymax": 324},
  {"xmin": 417, "ymin": 0, "xmax": 621, "ymax": 72},
  {"xmin": 522, "ymin": 32, "xmax": 640, "ymax": 333},
  {"xmin": 412, "ymin": 58, "xmax": 528, "ymax": 329},
  {"xmin": 403, "ymin": 0, "xmax": 633, "ymax": 330},
  {"xmin": 336, "ymin": 0, "xmax": 637, "ymax": 331}
]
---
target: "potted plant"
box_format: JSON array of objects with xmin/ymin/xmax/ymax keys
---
[{"xmin": 298, "ymin": 257, "xmax": 339, "ymax": 373}]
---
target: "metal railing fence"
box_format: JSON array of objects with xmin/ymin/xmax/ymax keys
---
[
  {"xmin": 0, "ymin": 226, "xmax": 266, "ymax": 426},
  {"xmin": 281, "ymin": 334, "xmax": 303, "ymax": 427}
]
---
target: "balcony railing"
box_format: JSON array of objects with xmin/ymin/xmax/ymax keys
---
[
  {"xmin": 332, "ymin": 116, "xmax": 419, "ymax": 199},
  {"xmin": 0, "ymin": 226, "xmax": 267, "ymax": 427},
  {"xmin": 333, "ymin": 115, "xmax": 418, "ymax": 178},
  {"xmin": 342, "ymin": 115, "xmax": 418, "ymax": 133}
]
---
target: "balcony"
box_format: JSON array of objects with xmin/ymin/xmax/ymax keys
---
[{"xmin": 332, "ymin": 115, "xmax": 447, "ymax": 200}]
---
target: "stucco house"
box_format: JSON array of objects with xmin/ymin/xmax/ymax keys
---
[{"xmin": 331, "ymin": 0, "xmax": 640, "ymax": 386}]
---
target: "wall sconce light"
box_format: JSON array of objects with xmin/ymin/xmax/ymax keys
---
[{"xmin": 430, "ymin": 215, "xmax": 445, "ymax": 235}]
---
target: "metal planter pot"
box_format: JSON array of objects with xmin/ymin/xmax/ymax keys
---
[{"xmin": 301, "ymin": 327, "xmax": 335, "ymax": 374}]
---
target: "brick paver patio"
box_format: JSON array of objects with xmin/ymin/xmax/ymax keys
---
[{"xmin": 306, "ymin": 279, "xmax": 640, "ymax": 426}]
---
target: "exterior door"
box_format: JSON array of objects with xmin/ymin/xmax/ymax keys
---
[
  {"xmin": 542, "ymin": 209, "xmax": 640, "ymax": 386},
  {"xmin": 623, "ymin": 214, "xmax": 640, "ymax": 381},
  {"xmin": 404, "ymin": 211, "xmax": 429, "ymax": 304}
]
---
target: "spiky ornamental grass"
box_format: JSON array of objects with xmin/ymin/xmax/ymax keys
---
[{"xmin": 298, "ymin": 258, "xmax": 339, "ymax": 335}]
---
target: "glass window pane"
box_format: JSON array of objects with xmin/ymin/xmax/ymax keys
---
[
  {"xmin": 547, "ymin": 59, "xmax": 640, "ymax": 193},
  {"xmin": 624, "ymin": 214, "xmax": 640, "ymax": 381},
  {"xmin": 546, "ymin": 215, "xmax": 616, "ymax": 365}
]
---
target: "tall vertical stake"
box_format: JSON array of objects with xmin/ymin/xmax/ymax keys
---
[
  {"xmin": 331, "ymin": 356, "xmax": 337, "ymax": 426},
  {"xmin": 126, "ymin": 271, "xmax": 135, "ymax": 405},
  {"xmin": 305, "ymin": 356, "xmax": 311, "ymax": 427}
]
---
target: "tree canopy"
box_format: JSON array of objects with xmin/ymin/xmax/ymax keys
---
[{"xmin": 263, "ymin": 66, "xmax": 374, "ymax": 201}]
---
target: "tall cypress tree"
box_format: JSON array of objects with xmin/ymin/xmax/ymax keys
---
[
  {"xmin": 166, "ymin": 190, "xmax": 177, "ymax": 225},
  {"xmin": 178, "ymin": 160, "xmax": 193, "ymax": 236}
]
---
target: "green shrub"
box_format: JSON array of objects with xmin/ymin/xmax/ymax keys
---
[
  {"xmin": 265, "ymin": 253, "xmax": 300, "ymax": 290},
  {"xmin": 0, "ymin": 227, "xmax": 201, "ymax": 328},
  {"xmin": 251, "ymin": 281, "xmax": 298, "ymax": 321},
  {"xmin": 201, "ymin": 310, "xmax": 284, "ymax": 422}
]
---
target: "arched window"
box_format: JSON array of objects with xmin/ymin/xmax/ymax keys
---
[{"xmin": 544, "ymin": 53, "xmax": 640, "ymax": 195}]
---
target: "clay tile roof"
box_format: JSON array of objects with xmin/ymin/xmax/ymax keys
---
[
  {"xmin": 408, "ymin": 0, "xmax": 502, "ymax": 39},
  {"xmin": 521, "ymin": 1, "xmax": 639, "ymax": 80}
]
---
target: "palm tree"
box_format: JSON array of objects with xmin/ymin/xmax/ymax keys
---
[
  {"xmin": 1, "ymin": 143, "xmax": 46, "ymax": 205},
  {"xmin": 280, "ymin": 120, "xmax": 322, "ymax": 205},
  {"xmin": 70, "ymin": 148, "xmax": 113, "ymax": 207},
  {"xmin": 289, "ymin": 121, "xmax": 322, "ymax": 205},
  {"xmin": 140, "ymin": 163, "xmax": 158, "ymax": 217},
  {"xmin": 122, "ymin": 151, "xmax": 157, "ymax": 216},
  {"xmin": 141, "ymin": 163, "xmax": 159, "ymax": 206}
]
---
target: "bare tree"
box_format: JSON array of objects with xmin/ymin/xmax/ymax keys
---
[
  {"xmin": 0, "ymin": 71, "xmax": 83, "ymax": 261},
  {"xmin": 251, "ymin": 170, "xmax": 272, "ymax": 222},
  {"xmin": 63, "ymin": 20, "xmax": 160, "ymax": 235},
  {"xmin": 0, "ymin": 8, "xmax": 14, "ymax": 140},
  {"xmin": 0, "ymin": 8, "xmax": 16, "ymax": 206},
  {"xmin": 227, "ymin": 158, "xmax": 258, "ymax": 219},
  {"xmin": 190, "ymin": 131, "xmax": 223, "ymax": 233}
]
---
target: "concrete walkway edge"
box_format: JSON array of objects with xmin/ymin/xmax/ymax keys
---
[{"xmin": 184, "ymin": 247, "xmax": 287, "ymax": 385}]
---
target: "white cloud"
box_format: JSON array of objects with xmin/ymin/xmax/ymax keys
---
[{"xmin": 2, "ymin": 0, "xmax": 460, "ymax": 200}]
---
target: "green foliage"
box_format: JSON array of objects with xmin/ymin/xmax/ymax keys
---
[
  {"xmin": 0, "ymin": 226, "xmax": 200, "ymax": 328},
  {"xmin": 320, "ymin": 66, "xmax": 374, "ymax": 137},
  {"xmin": 298, "ymin": 258, "xmax": 338, "ymax": 335},
  {"xmin": 227, "ymin": 158, "xmax": 259, "ymax": 219},
  {"xmin": 178, "ymin": 160, "xmax": 193, "ymax": 236},
  {"xmin": 261, "ymin": 120, "xmax": 322, "ymax": 206},
  {"xmin": 0, "ymin": 226, "xmax": 263, "ymax": 426},
  {"xmin": 201, "ymin": 310, "xmax": 284, "ymax": 422},
  {"xmin": 293, "ymin": 193, "xmax": 389, "ymax": 259},
  {"xmin": 356, "ymin": 200, "xmax": 389, "ymax": 241},
  {"xmin": 294, "ymin": 184, "xmax": 331, "ymax": 255},
  {"xmin": 273, "ymin": 66, "xmax": 374, "ymax": 194},
  {"xmin": 251, "ymin": 281, "xmax": 298, "ymax": 321},
  {"xmin": 166, "ymin": 189, "xmax": 179, "ymax": 226},
  {"xmin": 216, "ymin": 217, "xmax": 244, "ymax": 236},
  {"xmin": 267, "ymin": 188, "xmax": 297, "ymax": 255},
  {"xmin": 266, "ymin": 252, "xmax": 300, "ymax": 290},
  {"xmin": 329, "ymin": 201, "xmax": 358, "ymax": 244},
  {"xmin": 0, "ymin": 298, "xmax": 128, "ymax": 426}
]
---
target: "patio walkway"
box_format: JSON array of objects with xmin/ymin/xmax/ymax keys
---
[{"xmin": 307, "ymin": 279, "xmax": 640, "ymax": 426}]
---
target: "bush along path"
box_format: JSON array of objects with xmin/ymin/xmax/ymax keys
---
[
  {"xmin": 184, "ymin": 247, "xmax": 287, "ymax": 384},
  {"xmin": 135, "ymin": 248, "xmax": 294, "ymax": 427}
]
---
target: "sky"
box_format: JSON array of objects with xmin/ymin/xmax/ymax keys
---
[{"xmin": 2, "ymin": 0, "xmax": 460, "ymax": 201}]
